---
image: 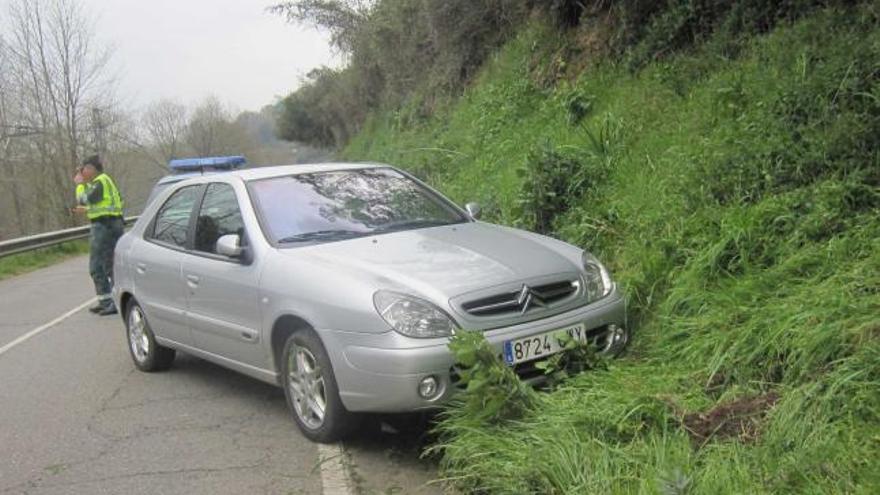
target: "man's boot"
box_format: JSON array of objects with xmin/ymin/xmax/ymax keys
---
[
  {"xmin": 89, "ymin": 301, "xmax": 105, "ymax": 313},
  {"xmin": 98, "ymin": 301, "xmax": 118, "ymax": 316}
]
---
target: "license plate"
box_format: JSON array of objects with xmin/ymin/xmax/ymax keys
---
[{"xmin": 503, "ymin": 323, "xmax": 587, "ymax": 365}]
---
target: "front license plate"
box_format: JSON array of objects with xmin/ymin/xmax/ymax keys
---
[{"xmin": 503, "ymin": 323, "xmax": 587, "ymax": 365}]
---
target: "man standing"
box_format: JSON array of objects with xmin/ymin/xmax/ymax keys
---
[{"xmin": 74, "ymin": 155, "xmax": 125, "ymax": 316}]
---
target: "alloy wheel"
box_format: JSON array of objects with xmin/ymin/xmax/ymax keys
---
[
  {"xmin": 287, "ymin": 345, "xmax": 327, "ymax": 430},
  {"xmin": 128, "ymin": 306, "xmax": 150, "ymax": 363}
]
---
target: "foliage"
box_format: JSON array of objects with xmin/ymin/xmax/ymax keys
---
[
  {"xmin": 273, "ymin": 0, "xmax": 529, "ymax": 147},
  {"xmin": 277, "ymin": 67, "xmax": 357, "ymax": 147},
  {"xmin": 275, "ymin": 1, "xmax": 863, "ymax": 150},
  {"xmin": 619, "ymin": 0, "xmax": 851, "ymax": 70},
  {"xmin": 515, "ymin": 112, "xmax": 619, "ymax": 234},
  {"xmin": 347, "ymin": 3, "xmax": 880, "ymax": 493},
  {"xmin": 444, "ymin": 330, "xmax": 537, "ymax": 425},
  {"xmin": 533, "ymin": 330, "xmax": 607, "ymax": 386}
]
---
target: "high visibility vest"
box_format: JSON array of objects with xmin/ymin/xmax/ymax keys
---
[{"xmin": 82, "ymin": 173, "xmax": 124, "ymax": 220}]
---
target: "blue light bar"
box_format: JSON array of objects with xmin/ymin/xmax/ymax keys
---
[{"xmin": 168, "ymin": 155, "xmax": 247, "ymax": 172}]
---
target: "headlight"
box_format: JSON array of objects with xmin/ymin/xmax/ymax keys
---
[
  {"xmin": 582, "ymin": 251, "xmax": 613, "ymax": 302},
  {"xmin": 373, "ymin": 290, "xmax": 457, "ymax": 338}
]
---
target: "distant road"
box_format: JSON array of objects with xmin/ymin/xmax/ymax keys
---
[{"xmin": 0, "ymin": 256, "xmax": 440, "ymax": 494}]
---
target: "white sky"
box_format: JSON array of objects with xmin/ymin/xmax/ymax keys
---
[{"xmin": 79, "ymin": 0, "xmax": 337, "ymax": 113}]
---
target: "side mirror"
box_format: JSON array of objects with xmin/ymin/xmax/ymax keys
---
[
  {"xmin": 465, "ymin": 202, "xmax": 482, "ymax": 220},
  {"xmin": 216, "ymin": 234, "xmax": 243, "ymax": 258}
]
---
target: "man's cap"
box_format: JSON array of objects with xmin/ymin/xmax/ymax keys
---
[{"xmin": 82, "ymin": 154, "xmax": 103, "ymax": 172}]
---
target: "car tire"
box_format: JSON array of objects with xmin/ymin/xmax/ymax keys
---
[
  {"xmin": 281, "ymin": 331, "xmax": 359, "ymax": 443},
  {"xmin": 125, "ymin": 299, "xmax": 175, "ymax": 372}
]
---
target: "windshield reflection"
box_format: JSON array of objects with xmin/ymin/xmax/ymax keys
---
[{"xmin": 249, "ymin": 168, "xmax": 467, "ymax": 245}]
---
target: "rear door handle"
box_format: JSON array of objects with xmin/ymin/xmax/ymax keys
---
[
  {"xmin": 185, "ymin": 274, "xmax": 200, "ymax": 288},
  {"xmin": 135, "ymin": 263, "xmax": 147, "ymax": 274}
]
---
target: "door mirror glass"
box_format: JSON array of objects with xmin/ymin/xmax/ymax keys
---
[
  {"xmin": 216, "ymin": 234, "xmax": 242, "ymax": 258},
  {"xmin": 465, "ymin": 202, "xmax": 481, "ymax": 220}
]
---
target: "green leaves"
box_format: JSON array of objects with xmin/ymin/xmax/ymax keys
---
[
  {"xmin": 446, "ymin": 330, "xmax": 537, "ymax": 424},
  {"xmin": 534, "ymin": 330, "xmax": 608, "ymax": 386}
]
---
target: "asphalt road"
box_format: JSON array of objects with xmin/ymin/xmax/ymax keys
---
[{"xmin": 0, "ymin": 256, "xmax": 442, "ymax": 495}]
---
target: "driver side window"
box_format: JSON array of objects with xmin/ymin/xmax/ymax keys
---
[{"xmin": 194, "ymin": 183, "xmax": 245, "ymax": 254}]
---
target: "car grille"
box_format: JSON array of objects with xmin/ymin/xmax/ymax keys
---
[{"xmin": 460, "ymin": 280, "xmax": 579, "ymax": 317}]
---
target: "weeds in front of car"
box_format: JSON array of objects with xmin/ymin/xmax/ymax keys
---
[
  {"xmin": 443, "ymin": 330, "xmax": 537, "ymax": 425},
  {"xmin": 534, "ymin": 330, "xmax": 607, "ymax": 386},
  {"xmin": 348, "ymin": 3, "xmax": 880, "ymax": 493}
]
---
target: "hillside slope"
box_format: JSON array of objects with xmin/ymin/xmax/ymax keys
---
[{"xmin": 343, "ymin": 5, "xmax": 879, "ymax": 493}]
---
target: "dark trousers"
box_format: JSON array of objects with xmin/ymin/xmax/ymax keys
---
[{"xmin": 89, "ymin": 216, "xmax": 124, "ymax": 302}]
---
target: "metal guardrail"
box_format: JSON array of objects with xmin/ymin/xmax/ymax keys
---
[{"xmin": 0, "ymin": 216, "xmax": 139, "ymax": 259}]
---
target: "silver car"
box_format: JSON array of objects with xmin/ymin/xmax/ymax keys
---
[{"xmin": 113, "ymin": 163, "xmax": 628, "ymax": 442}]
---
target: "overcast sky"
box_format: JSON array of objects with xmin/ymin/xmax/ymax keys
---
[{"xmin": 77, "ymin": 0, "xmax": 337, "ymax": 113}]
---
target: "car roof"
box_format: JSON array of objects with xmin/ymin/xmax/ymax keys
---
[
  {"xmin": 235, "ymin": 162, "xmax": 385, "ymax": 181},
  {"xmin": 143, "ymin": 162, "xmax": 397, "ymax": 218},
  {"xmin": 156, "ymin": 171, "xmax": 204, "ymax": 185},
  {"xmin": 168, "ymin": 162, "xmax": 387, "ymax": 186}
]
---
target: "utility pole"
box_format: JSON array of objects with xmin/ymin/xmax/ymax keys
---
[{"xmin": 91, "ymin": 107, "xmax": 107, "ymax": 155}]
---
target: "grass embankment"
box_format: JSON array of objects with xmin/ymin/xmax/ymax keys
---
[
  {"xmin": 0, "ymin": 240, "xmax": 89, "ymax": 281},
  {"xmin": 344, "ymin": 5, "xmax": 880, "ymax": 494}
]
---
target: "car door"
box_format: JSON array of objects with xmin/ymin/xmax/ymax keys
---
[
  {"xmin": 130, "ymin": 184, "xmax": 202, "ymax": 346},
  {"xmin": 182, "ymin": 182, "xmax": 265, "ymax": 368}
]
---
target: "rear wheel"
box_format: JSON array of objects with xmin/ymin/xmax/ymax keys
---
[
  {"xmin": 126, "ymin": 300, "xmax": 175, "ymax": 371},
  {"xmin": 281, "ymin": 331, "xmax": 358, "ymax": 442}
]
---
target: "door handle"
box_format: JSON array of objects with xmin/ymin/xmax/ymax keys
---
[
  {"xmin": 185, "ymin": 274, "xmax": 200, "ymax": 288},
  {"xmin": 135, "ymin": 263, "xmax": 147, "ymax": 274}
]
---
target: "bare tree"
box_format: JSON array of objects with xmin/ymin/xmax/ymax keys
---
[
  {"xmin": 0, "ymin": 35, "xmax": 30, "ymax": 236},
  {"xmin": 142, "ymin": 99, "xmax": 188, "ymax": 166},
  {"xmin": 0, "ymin": 0, "xmax": 114, "ymax": 232},
  {"xmin": 186, "ymin": 96, "xmax": 233, "ymax": 156},
  {"xmin": 185, "ymin": 96, "xmax": 256, "ymax": 157}
]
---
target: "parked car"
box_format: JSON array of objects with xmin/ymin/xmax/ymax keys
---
[
  {"xmin": 144, "ymin": 155, "xmax": 247, "ymax": 207},
  {"xmin": 113, "ymin": 163, "xmax": 628, "ymax": 442}
]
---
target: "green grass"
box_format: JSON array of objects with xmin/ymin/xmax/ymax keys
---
[
  {"xmin": 0, "ymin": 240, "xmax": 90, "ymax": 281},
  {"xmin": 345, "ymin": 4, "xmax": 880, "ymax": 494}
]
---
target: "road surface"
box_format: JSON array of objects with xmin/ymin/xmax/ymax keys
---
[{"xmin": 0, "ymin": 256, "xmax": 441, "ymax": 494}]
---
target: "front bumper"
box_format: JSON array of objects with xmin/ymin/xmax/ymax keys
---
[{"xmin": 321, "ymin": 288, "xmax": 627, "ymax": 413}]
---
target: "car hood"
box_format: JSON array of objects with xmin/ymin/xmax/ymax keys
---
[{"xmin": 280, "ymin": 222, "xmax": 581, "ymax": 301}]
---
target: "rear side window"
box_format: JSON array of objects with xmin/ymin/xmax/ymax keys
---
[
  {"xmin": 149, "ymin": 185, "xmax": 199, "ymax": 248},
  {"xmin": 193, "ymin": 183, "xmax": 245, "ymax": 254}
]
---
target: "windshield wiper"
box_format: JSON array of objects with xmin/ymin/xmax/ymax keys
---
[
  {"xmin": 277, "ymin": 229, "xmax": 367, "ymax": 244},
  {"xmin": 374, "ymin": 219, "xmax": 459, "ymax": 233}
]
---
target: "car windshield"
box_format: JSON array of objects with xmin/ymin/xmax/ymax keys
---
[{"xmin": 248, "ymin": 168, "xmax": 468, "ymax": 245}]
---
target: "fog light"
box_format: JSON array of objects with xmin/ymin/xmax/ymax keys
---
[
  {"xmin": 418, "ymin": 376, "xmax": 439, "ymax": 399},
  {"xmin": 602, "ymin": 324, "xmax": 628, "ymax": 354}
]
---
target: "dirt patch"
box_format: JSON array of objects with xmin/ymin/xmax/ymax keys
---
[{"xmin": 682, "ymin": 392, "xmax": 780, "ymax": 446}]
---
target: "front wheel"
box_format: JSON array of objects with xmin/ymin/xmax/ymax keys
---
[
  {"xmin": 126, "ymin": 300, "xmax": 175, "ymax": 372},
  {"xmin": 281, "ymin": 331, "xmax": 358, "ymax": 443}
]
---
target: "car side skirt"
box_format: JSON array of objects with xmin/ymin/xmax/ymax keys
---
[{"xmin": 154, "ymin": 336, "xmax": 280, "ymax": 386}]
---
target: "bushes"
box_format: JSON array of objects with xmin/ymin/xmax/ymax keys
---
[
  {"xmin": 516, "ymin": 109, "xmax": 622, "ymax": 234},
  {"xmin": 273, "ymin": 0, "xmax": 530, "ymax": 147},
  {"xmin": 274, "ymin": 1, "xmax": 864, "ymax": 148},
  {"xmin": 622, "ymin": 0, "xmax": 852, "ymax": 70}
]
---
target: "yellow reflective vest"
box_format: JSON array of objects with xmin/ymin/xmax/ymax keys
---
[{"xmin": 78, "ymin": 173, "xmax": 124, "ymax": 220}]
